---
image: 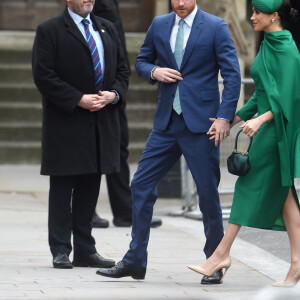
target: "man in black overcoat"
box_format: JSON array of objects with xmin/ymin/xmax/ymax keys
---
[
  {"xmin": 32, "ymin": 0, "xmax": 129, "ymax": 268},
  {"xmin": 92, "ymin": 0, "xmax": 162, "ymax": 228}
]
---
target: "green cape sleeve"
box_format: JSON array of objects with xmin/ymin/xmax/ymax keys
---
[{"xmin": 260, "ymin": 30, "xmax": 300, "ymax": 186}]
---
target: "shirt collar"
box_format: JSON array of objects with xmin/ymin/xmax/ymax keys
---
[
  {"xmin": 67, "ymin": 7, "xmax": 92, "ymax": 26},
  {"xmin": 175, "ymin": 5, "xmax": 198, "ymax": 28}
]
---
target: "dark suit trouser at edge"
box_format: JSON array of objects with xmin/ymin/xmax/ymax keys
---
[
  {"xmin": 48, "ymin": 173, "xmax": 101, "ymax": 257},
  {"xmin": 123, "ymin": 111, "xmax": 224, "ymax": 268},
  {"xmin": 106, "ymin": 104, "xmax": 132, "ymax": 220}
]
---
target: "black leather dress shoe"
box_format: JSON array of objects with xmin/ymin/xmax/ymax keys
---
[
  {"xmin": 53, "ymin": 253, "xmax": 73, "ymax": 269},
  {"xmin": 112, "ymin": 217, "xmax": 131, "ymax": 227},
  {"xmin": 150, "ymin": 217, "xmax": 162, "ymax": 228},
  {"xmin": 92, "ymin": 212, "xmax": 109, "ymax": 228},
  {"xmin": 113, "ymin": 217, "xmax": 162, "ymax": 228},
  {"xmin": 72, "ymin": 252, "xmax": 115, "ymax": 268},
  {"xmin": 201, "ymin": 270, "xmax": 223, "ymax": 284},
  {"xmin": 96, "ymin": 260, "xmax": 146, "ymax": 280}
]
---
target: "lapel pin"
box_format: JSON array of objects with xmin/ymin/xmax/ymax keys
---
[{"xmin": 101, "ymin": 29, "xmax": 105, "ymax": 33}]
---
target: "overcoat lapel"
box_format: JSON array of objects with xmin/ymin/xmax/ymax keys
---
[
  {"xmin": 63, "ymin": 9, "xmax": 89, "ymax": 50},
  {"xmin": 180, "ymin": 8, "xmax": 204, "ymax": 69}
]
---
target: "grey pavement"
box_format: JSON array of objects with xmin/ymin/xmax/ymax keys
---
[{"xmin": 0, "ymin": 165, "xmax": 300, "ymax": 300}]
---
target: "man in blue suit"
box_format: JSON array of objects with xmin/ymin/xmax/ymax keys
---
[{"xmin": 97, "ymin": 0, "xmax": 241, "ymax": 284}]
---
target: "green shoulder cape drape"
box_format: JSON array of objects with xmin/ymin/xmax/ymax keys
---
[{"xmin": 260, "ymin": 30, "xmax": 300, "ymax": 186}]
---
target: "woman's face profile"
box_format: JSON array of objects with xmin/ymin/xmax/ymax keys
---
[{"xmin": 250, "ymin": 7, "xmax": 275, "ymax": 32}]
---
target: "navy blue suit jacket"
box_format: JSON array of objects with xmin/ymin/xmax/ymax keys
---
[{"xmin": 135, "ymin": 7, "xmax": 241, "ymax": 133}]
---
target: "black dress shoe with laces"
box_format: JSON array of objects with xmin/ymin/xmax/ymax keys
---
[
  {"xmin": 72, "ymin": 252, "xmax": 115, "ymax": 268},
  {"xmin": 201, "ymin": 270, "xmax": 223, "ymax": 284},
  {"xmin": 92, "ymin": 212, "xmax": 109, "ymax": 228},
  {"xmin": 53, "ymin": 253, "xmax": 73, "ymax": 269},
  {"xmin": 113, "ymin": 217, "xmax": 162, "ymax": 228},
  {"xmin": 96, "ymin": 260, "xmax": 146, "ymax": 280}
]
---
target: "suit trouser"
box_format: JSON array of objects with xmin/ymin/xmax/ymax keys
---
[
  {"xmin": 48, "ymin": 173, "xmax": 101, "ymax": 257},
  {"xmin": 123, "ymin": 111, "xmax": 224, "ymax": 267},
  {"xmin": 106, "ymin": 104, "xmax": 132, "ymax": 220}
]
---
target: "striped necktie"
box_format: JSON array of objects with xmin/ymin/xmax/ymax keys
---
[
  {"xmin": 173, "ymin": 19, "xmax": 185, "ymax": 115},
  {"xmin": 82, "ymin": 19, "xmax": 103, "ymax": 93}
]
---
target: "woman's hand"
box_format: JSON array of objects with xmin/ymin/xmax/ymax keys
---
[
  {"xmin": 240, "ymin": 118, "xmax": 262, "ymax": 138},
  {"xmin": 240, "ymin": 111, "xmax": 274, "ymax": 138}
]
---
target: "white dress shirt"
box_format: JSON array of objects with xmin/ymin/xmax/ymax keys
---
[{"xmin": 169, "ymin": 5, "xmax": 198, "ymax": 55}]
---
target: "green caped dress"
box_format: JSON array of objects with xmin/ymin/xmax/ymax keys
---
[{"xmin": 229, "ymin": 30, "xmax": 300, "ymax": 231}]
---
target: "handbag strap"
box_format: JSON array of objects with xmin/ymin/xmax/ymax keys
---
[{"xmin": 234, "ymin": 129, "xmax": 253, "ymax": 154}]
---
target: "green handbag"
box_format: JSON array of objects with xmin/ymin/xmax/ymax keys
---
[{"xmin": 227, "ymin": 129, "xmax": 253, "ymax": 176}]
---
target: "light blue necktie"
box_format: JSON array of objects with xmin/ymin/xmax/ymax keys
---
[{"xmin": 173, "ymin": 19, "xmax": 185, "ymax": 115}]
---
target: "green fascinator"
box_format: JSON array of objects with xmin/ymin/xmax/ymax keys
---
[{"xmin": 252, "ymin": 0, "xmax": 283, "ymax": 13}]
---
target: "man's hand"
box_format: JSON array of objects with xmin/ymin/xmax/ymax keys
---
[
  {"xmin": 153, "ymin": 67, "xmax": 183, "ymax": 83},
  {"xmin": 89, "ymin": 91, "xmax": 117, "ymax": 112},
  {"xmin": 207, "ymin": 118, "xmax": 231, "ymax": 147},
  {"xmin": 77, "ymin": 94, "xmax": 102, "ymax": 110},
  {"xmin": 77, "ymin": 91, "xmax": 117, "ymax": 112}
]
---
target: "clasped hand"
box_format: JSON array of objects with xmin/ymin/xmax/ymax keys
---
[
  {"xmin": 207, "ymin": 118, "xmax": 231, "ymax": 147},
  {"xmin": 208, "ymin": 116, "xmax": 262, "ymax": 146},
  {"xmin": 78, "ymin": 91, "xmax": 116, "ymax": 112}
]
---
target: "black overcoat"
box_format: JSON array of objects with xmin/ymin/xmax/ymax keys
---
[{"xmin": 32, "ymin": 8, "xmax": 129, "ymax": 176}]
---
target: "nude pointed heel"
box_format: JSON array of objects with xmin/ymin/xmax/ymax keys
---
[
  {"xmin": 188, "ymin": 256, "xmax": 231, "ymax": 282},
  {"xmin": 272, "ymin": 269, "xmax": 300, "ymax": 287}
]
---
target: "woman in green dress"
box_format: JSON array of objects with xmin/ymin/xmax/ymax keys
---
[{"xmin": 188, "ymin": 0, "xmax": 300, "ymax": 287}]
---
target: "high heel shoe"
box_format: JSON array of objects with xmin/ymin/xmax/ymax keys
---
[
  {"xmin": 188, "ymin": 256, "xmax": 231, "ymax": 283},
  {"xmin": 272, "ymin": 269, "xmax": 300, "ymax": 287}
]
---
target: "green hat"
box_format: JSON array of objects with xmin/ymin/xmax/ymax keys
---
[{"xmin": 252, "ymin": 0, "xmax": 283, "ymax": 13}]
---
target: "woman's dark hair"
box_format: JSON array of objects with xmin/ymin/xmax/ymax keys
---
[{"xmin": 277, "ymin": 0, "xmax": 299, "ymax": 30}]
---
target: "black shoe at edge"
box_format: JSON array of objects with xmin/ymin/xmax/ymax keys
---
[
  {"xmin": 53, "ymin": 253, "xmax": 73, "ymax": 269},
  {"xmin": 113, "ymin": 217, "xmax": 162, "ymax": 228},
  {"xmin": 96, "ymin": 260, "xmax": 146, "ymax": 280},
  {"xmin": 73, "ymin": 252, "xmax": 115, "ymax": 268},
  {"xmin": 92, "ymin": 213, "xmax": 109, "ymax": 228},
  {"xmin": 201, "ymin": 270, "xmax": 223, "ymax": 284}
]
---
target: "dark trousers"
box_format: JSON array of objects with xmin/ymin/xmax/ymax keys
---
[
  {"xmin": 123, "ymin": 111, "xmax": 224, "ymax": 267},
  {"xmin": 48, "ymin": 173, "xmax": 101, "ymax": 257},
  {"xmin": 106, "ymin": 104, "xmax": 132, "ymax": 220}
]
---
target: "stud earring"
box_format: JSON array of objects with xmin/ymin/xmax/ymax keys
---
[{"xmin": 271, "ymin": 18, "xmax": 275, "ymax": 23}]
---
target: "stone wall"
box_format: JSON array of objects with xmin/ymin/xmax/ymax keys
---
[
  {"xmin": 0, "ymin": 0, "xmax": 65, "ymax": 30},
  {"xmin": 0, "ymin": 0, "xmax": 154, "ymax": 32}
]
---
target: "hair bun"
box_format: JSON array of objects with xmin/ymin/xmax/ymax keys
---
[{"xmin": 290, "ymin": 0, "xmax": 300, "ymax": 11}]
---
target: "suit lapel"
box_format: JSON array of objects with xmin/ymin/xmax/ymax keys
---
[
  {"xmin": 180, "ymin": 8, "xmax": 204, "ymax": 69},
  {"xmin": 163, "ymin": 13, "xmax": 178, "ymax": 69}
]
